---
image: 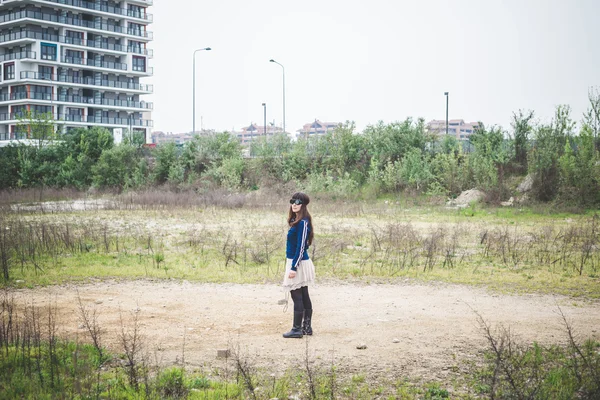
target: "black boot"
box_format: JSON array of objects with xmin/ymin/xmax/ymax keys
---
[
  {"xmin": 302, "ymin": 309, "xmax": 313, "ymax": 336},
  {"xmin": 283, "ymin": 311, "xmax": 303, "ymax": 338}
]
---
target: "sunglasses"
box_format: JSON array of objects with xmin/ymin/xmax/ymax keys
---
[{"xmin": 289, "ymin": 199, "xmax": 303, "ymax": 205}]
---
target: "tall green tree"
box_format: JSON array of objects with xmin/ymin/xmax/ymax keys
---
[
  {"xmin": 510, "ymin": 109, "xmax": 535, "ymax": 172},
  {"xmin": 363, "ymin": 118, "xmax": 428, "ymax": 168},
  {"xmin": 57, "ymin": 127, "xmax": 114, "ymax": 188},
  {"xmin": 529, "ymin": 105, "xmax": 575, "ymax": 201},
  {"xmin": 15, "ymin": 110, "xmax": 58, "ymax": 149},
  {"xmin": 92, "ymin": 144, "xmax": 139, "ymax": 188}
]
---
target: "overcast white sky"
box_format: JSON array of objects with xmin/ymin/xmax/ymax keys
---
[{"xmin": 147, "ymin": 0, "xmax": 599, "ymax": 134}]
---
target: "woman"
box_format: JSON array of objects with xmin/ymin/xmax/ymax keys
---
[{"xmin": 282, "ymin": 192, "xmax": 315, "ymax": 339}]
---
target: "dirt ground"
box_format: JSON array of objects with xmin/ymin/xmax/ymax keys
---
[{"xmin": 15, "ymin": 280, "xmax": 600, "ymax": 383}]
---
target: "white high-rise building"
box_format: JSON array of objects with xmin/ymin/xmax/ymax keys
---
[{"xmin": 0, "ymin": 0, "xmax": 153, "ymax": 142}]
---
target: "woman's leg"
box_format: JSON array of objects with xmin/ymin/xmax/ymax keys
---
[
  {"xmin": 300, "ymin": 286, "xmax": 312, "ymax": 310},
  {"xmin": 283, "ymin": 288, "xmax": 304, "ymax": 338},
  {"xmin": 300, "ymin": 286, "xmax": 313, "ymax": 335},
  {"xmin": 290, "ymin": 288, "xmax": 304, "ymax": 313}
]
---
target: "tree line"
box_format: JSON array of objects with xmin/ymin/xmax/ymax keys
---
[{"xmin": 1, "ymin": 91, "xmax": 599, "ymax": 207}]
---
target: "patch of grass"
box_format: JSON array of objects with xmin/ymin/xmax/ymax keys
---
[
  {"xmin": 476, "ymin": 311, "xmax": 600, "ymax": 400},
  {"xmin": 3, "ymin": 202, "xmax": 600, "ymax": 299}
]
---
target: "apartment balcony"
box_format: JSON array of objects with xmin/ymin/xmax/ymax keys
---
[
  {"xmin": 0, "ymin": 50, "xmax": 36, "ymax": 62},
  {"xmin": 0, "ymin": 10, "xmax": 153, "ymax": 40},
  {"xmin": 0, "ymin": 113, "xmax": 153, "ymax": 127},
  {"xmin": 0, "ymin": 92, "xmax": 153, "ymax": 110},
  {"xmin": 0, "ymin": 30, "xmax": 154, "ymax": 57},
  {"xmin": 31, "ymin": 0, "xmax": 154, "ymax": 22},
  {"xmin": 18, "ymin": 71, "xmax": 154, "ymax": 93},
  {"xmin": 64, "ymin": 115, "xmax": 153, "ymax": 127},
  {"xmin": 128, "ymin": 0, "xmax": 153, "ymax": 6},
  {"xmin": 61, "ymin": 56, "xmax": 127, "ymax": 71}
]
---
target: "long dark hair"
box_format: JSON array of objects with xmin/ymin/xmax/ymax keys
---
[{"xmin": 287, "ymin": 192, "xmax": 314, "ymax": 246}]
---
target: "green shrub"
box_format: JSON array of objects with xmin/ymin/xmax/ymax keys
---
[
  {"xmin": 155, "ymin": 367, "xmax": 189, "ymax": 399},
  {"xmin": 92, "ymin": 144, "xmax": 139, "ymax": 188}
]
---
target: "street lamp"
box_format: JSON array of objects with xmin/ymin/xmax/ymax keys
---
[
  {"xmin": 192, "ymin": 47, "xmax": 211, "ymax": 134},
  {"xmin": 444, "ymin": 92, "xmax": 449, "ymax": 135},
  {"xmin": 262, "ymin": 103, "xmax": 266, "ymax": 135},
  {"xmin": 269, "ymin": 59, "xmax": 285, "ymax": 134}
]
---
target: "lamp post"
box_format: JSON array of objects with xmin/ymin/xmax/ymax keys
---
[
  {"xmin": 444, "ymin": 92, "xmax": 449, "ymax": 135},
  {"xmin": 269, "ymin": 59, "xmax": 285, "ymax": 134},
  {"xmin": 192, "ymin": 47, "xmax": 211, "ymax": 134},
  {"xmin": 262, "ymin": 103, "xmax": 266, "ymax": 135}
]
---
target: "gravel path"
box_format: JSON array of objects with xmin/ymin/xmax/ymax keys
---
[{"xmin": 16, "ymin": 280, "xmax": 600, "ymax": 381}]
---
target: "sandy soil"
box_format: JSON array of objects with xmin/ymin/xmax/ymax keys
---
[{"xmin": 15, "ymin": 280, "xmax": 600, "ymax": 382}]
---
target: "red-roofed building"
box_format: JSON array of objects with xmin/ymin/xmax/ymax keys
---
[
  {"xmin": 296, "ymin": 120, "xmax": 340, "ymax": 139},
  {"xmin": 427, "ymin": 119, "xmax": 482, "ymax": 141},
  {"xmin": 236, "ymin": 123, "xmax": 284, "ymax": 145}
]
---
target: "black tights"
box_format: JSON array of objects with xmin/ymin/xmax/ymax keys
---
[{"xmin": 290, "ymin": 286, "xmax": 312, "ymax": 313}]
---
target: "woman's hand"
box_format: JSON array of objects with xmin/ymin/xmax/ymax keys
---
[{"xmin": 288, "ymin": 270, "xmax": 297, "ymax": 279}]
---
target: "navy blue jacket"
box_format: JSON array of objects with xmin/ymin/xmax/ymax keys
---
[{"xmin": 286, "ymin": 218, "xmax": 311, "ymax": 271}]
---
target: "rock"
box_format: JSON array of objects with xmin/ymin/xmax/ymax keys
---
[
  {"xmin": 15, "ymin": 280, "xmax": 24, "ymax": 283},
  {"xmin": 393, "ymin": 338, "xmax": 400, "ymax": 343},
  {"xmin": 356, "ymin": 343, "xmax": 367, "ymax": 350},
  {"xmin": 95, "ymin": 300, "xmax": 103, "ymax": 304},
  {"xmin": 446, "ymin": 189, "xmax": 485, "ymax": 206},
  {"xmin": 277, "ymin": 299, "xmax": 287, "ymax": 305},
  {"xmin": 500, "ymin": 197, "xmax": 514, "ymax": 207},
  {"xmin": 517, "ymin": 174, "xmax": 534, "ymax": 193}
]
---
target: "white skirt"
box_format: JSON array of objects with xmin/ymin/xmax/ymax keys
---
[{"xmin": 282, "ymin": 258, "xmax": 315, "ymax": 292}]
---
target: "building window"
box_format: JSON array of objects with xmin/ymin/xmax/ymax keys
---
[
  {"xmin": 11, "ymin": 85, "xmax": 27, "ymax": 100},
  {"xmin": 132, "ymin": 56, "xmax": 146, "ymax": 72},
  {"xmin": 128, "ymin": 22, "xmax": 143, "ymax": 36},
  {"xmin": 32, "ymin": 105, "xmax": 52, "ymax": 115},
  {"xmin": 38, "ymin": 65, "xmax": 53, "ymax": 80},
  {"xmin": 32, "ymin": 85, "xmax": 52, "ymax": 100},
  {"xmin": 129, "ymin": 40, "xmax": 143, "ymax": 53},
  {"xmin": 65, "ymin": 30, "xmax": 84, "ymax": 45},
  {"xmin": 68, "ymin": 108, "xmax": 83, "ymax": 121},
  {"xmin": 12, "ymin": 105, "xmax": 28, "ymax": 117},
  {"xmin": 3, "ymin": 63, "xmax": 14, "ymax": 80},
  {"xmin": 41, "ymin": 43, "xmax": 57, "ymax": 61},
  {"xmin": 65, "ymin": 49, "xmax": 84, "ymax": 64},
  {"xmin": 128, "ymin": 4, "xmax": 144, "ymax": 19}
]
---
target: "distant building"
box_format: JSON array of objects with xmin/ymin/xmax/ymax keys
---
[
  {"xmin": 0, "ymin": 0, "xmax": 154, "ymax": 143},
  {"xmin": 236, "ymin": 123, "xmax": 284, "ymax": 146},
  {"xmin": 296, "ymin": 120, "xmax": 340, "ymax": 139},
  {"xmin": 427, "ymin": 119, "xmax": 482, "ymax": 141},
  {"xmin": 151, "ymin": 129, "xmax": 214, "ymax": 146}
]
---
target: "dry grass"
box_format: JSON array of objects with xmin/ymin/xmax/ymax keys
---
[{"xmin": 1, "ymin": 193, "xmax": 599, "ymax": 298}]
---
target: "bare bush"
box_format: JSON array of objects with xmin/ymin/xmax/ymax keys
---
[
  {"xmin": 76, "ymin": 291, "xmax": 104, "ymax": 360},
  {"xmin": 476, "ymin": 311, "xmax": 546, "ymax": 399},
  {"xmin": 422, "ymin": 226, "xmax": 445, "ymax": 271},
  {"xmin": 118, "ymin": 306, "xmax": 146, "ymax": 390},
  {"xmin": 475, "ymin": 307, "xmax": 600, "ymax": 400},
  {"xmin": 250, "ymin": 231, "xmax": 281, "ymax": 265},
  {"xmin": 304, "ymin": 339, "xmax": 317, "ymax": 400},
  {"xmin": 481, "ymin": 225, "xmax": 527, "ymax": 269},
  {"xmin": 230, "ymin": 341, "xmax": 257, "ymax": 400}
]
